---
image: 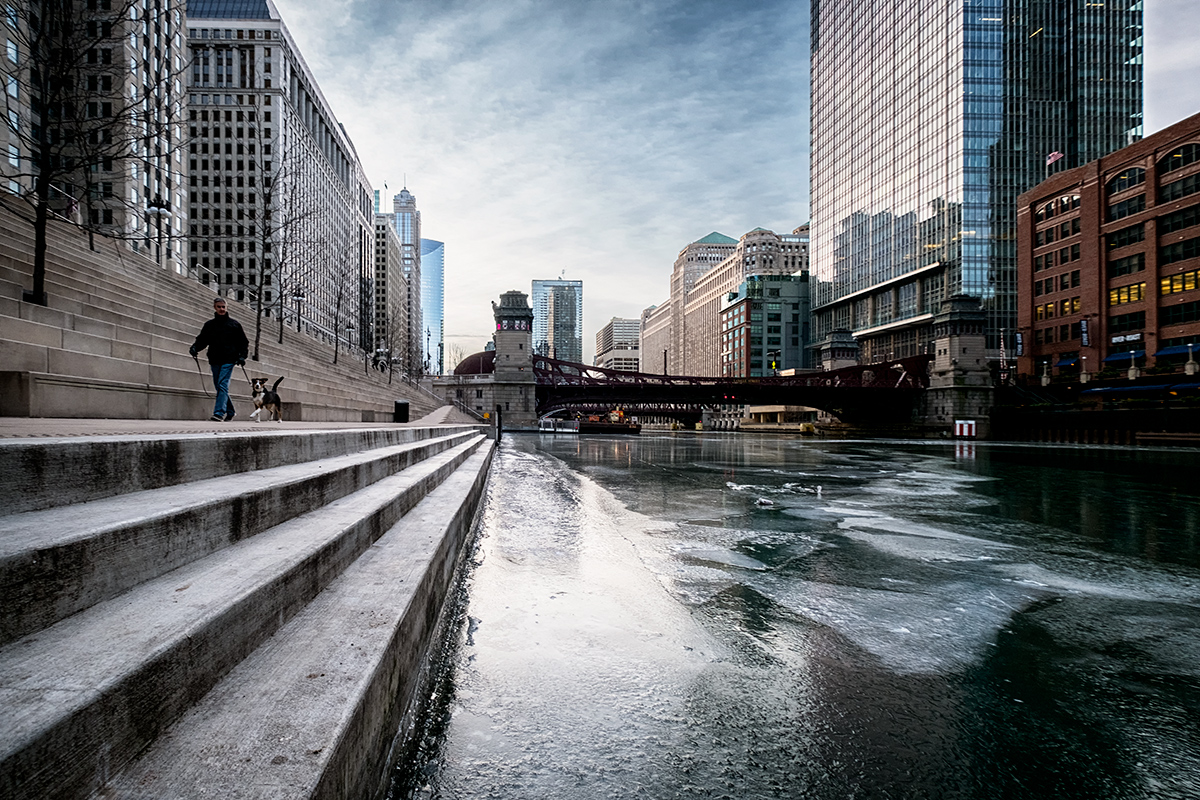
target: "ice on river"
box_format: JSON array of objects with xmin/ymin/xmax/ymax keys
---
[{"xmin": 402, "ymin": 436, "xmax": 1200, "ymax": 800}]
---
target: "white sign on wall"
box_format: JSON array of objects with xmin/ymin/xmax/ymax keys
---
[{"xmin": 955, "ymin": 419, "xmax": 977, "ymax": 439}]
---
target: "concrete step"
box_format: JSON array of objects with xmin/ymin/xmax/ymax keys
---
[
  {"xmin": 0, "ymin": 433, "xmax": 488, "ymax": 800},
  {"xmin": 0, "ymin": 248, "xmax": 444, "ymax": 418},
  {"xmin": 0, "ymin": 426, "xmax": 464, "ymax": 514},
  {"xmin": 0, "ymin": 365, "xmax": 439, "ymax": 423},
  {"xmin": 0, "ymin": 303, "xmax": 442, "ymax": 418},
  {"xmin": 106, "ymin": 443, "xmax": 493, "ymax": 800},
  {"xmin": 0, "ymin": 200, "xmax": 444, "ymax": 423},
  {"xmin": 0, "ymin": 428, "xmax": 481, "ymax": 644}
]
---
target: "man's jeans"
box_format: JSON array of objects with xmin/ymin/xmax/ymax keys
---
[{"xmin": 210, "ymin": 362, "xmax": 236, "ymax": 419}]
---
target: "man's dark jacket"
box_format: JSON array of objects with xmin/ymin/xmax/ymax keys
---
[{"xmin": 191, "ymin": 314, "xmax": 249, "ymax": 365}]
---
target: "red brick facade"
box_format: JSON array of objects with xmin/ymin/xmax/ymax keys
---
[{"xmin": 1017, "ymin": 112, "xmax": 1200, "ymax": 379}]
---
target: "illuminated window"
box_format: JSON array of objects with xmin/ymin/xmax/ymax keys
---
[
  {"xmin": 1161, "ymin": 269, "xmax": 1199, "ymax": 296},
  {"xmin": 1108, "ymin": 282, "xmax": 1145, "ymax": 306}
]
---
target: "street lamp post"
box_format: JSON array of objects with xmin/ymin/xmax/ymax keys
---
[
  {"xmin": 1080, "ymin": 355, "xmax": 1089, "ymax": 384},
  {"xmin": 1187, "ymin": 343, "xmax": 1198, "ymax": 376},
  {"xmin": 1128, "ymin": 349, "xmax": 1138, "ymax": 381},
  {"xmin": 346, "ymin": 322, "xmax": 366, "ymax": 374},
  {"xmin": 146, "ymin": 195, "xmax": 169, "ymax": 270},
  {"xmin": 292, "ymin": 287, "xmax": 305, "ymax": 332}
]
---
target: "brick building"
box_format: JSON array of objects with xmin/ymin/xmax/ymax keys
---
[{"xmin": 1017, "ymin": 112, "xmax": 1200, "ymax": 380}]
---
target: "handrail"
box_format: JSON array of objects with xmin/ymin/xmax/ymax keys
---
[{"xmin": 453, "ymin": 398, "xmax": 487, "ymax": 421}]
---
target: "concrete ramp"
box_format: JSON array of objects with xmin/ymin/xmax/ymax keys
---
[{"xmin": 0, "ymin": 424, "xmax": 492, "ymax": 799}]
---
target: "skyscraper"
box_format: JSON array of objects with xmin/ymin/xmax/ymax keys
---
[
  {"xmin": 420, "ymin": 238, "xmax": 444, "ymax": 374},
  {"xmin": 373, "ymin": 214, "xmax": 406, "ymax": 370},
  {"xmin": 531, "ymin": 278, "xmax": 583, "ymax": 362},
  {"xmin": 808, "ymin": 1, "xmax": 1143, "ymax": 364},
  {"xmin": 391, "ymin": 188, "xmax": 422, "ymax": 374}
]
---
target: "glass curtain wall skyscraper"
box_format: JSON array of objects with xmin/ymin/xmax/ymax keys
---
[
  {"xmin": 809, "ymin": 0, "xmax": 1143, "ymax": 363},
  {"xmin": 420, "ymin": 238, "xmax": 444, "ymax": 374},
  {"xmin": 531, "ymin": 279, "xmax": 583, "ymax": 362}
]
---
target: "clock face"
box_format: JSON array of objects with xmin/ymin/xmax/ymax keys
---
[{"xmin": 496, "ymin": 319, "xmax": 530, "ymax": 331}]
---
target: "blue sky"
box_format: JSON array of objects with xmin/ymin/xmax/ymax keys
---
[{"xmin": 274, "ymin": 0, "xmax": 1198, "ymax": 364}]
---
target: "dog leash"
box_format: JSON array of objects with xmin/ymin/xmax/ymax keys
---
[
  {"xmin": 240, "ymin": 362, "xmax": 253, "ymax": 389},
  {"xmin": 192, "ymin": 355, "xmax": 212, "ymax": 397}
]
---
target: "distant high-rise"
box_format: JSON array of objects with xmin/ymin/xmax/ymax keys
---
[
  {"xmin": 420, "ymin": 238, "xmax": 444, "ymax": 374},
  {"xmin": 391, "ymin": 188, "xmax": 423, "ymax": 374},
  {"xmin": 594, "ymin": 317, "xmax": 640, "ymax": 372},
  {"xmin": 809, "ymin": 0, "xmax": 1144, "ymax": 363},
  {"xmin": 531, "ymin": 279, "xmax": 583, "ymax": 362},
  {"xmin": 373, "ymin": 214, "xmax": 406, "ymax": 369}
]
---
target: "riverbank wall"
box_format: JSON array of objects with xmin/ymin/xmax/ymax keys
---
[{"xmin": 990, "ymin": 406, "xmax": 1200, "ymax": 446}]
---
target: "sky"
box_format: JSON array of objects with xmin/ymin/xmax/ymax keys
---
[{"xmin": 272, "ymin": 0, "xmax": 1199, "ymax": 366}]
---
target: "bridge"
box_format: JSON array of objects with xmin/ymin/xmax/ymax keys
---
[{"xmin": 533, "ymin": 354, "xmax": 935, "ymax": 424}]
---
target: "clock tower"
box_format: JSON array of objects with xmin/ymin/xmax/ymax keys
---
[{"xmin": 491, "ymin": 290, "xmax": 537, "ymax": 428}]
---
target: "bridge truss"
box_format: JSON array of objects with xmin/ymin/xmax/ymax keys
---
[{"xmin": 533, "ymin": 355, "xmax": 935, "ymax": 424}]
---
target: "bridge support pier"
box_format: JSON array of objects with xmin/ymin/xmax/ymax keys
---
[
  {"xmin": 920, "ymin": 386, "xmax": 993, "ymax": 438},
  {"xmin": 921, "ymin": 295, "xmax": 994, "ymax": 438}
]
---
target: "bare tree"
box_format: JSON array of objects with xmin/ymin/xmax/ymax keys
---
[
  {"xmin": 241, "ymin": 149, "xmax": 313, "ymax": 359},
  {"xmin": 3, "ymin": 0, "xmax": 189, "ymax": 304},
  {"xmin": 445, "ymin": 342, "xmax": 468, "ymax": 374},
  {"xmin": 379, "ymin": 308, "xmax": 408, "ymax": 384},
  {"xmin": 322, "ymin": 225, "xmax": 361, "ymax": 367}
]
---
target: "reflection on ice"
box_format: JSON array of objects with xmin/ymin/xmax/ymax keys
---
[
  {"xmin": 674, "ymin": 545, "xmax": 770, "ymax": 571},
  {"xmin": 749, "ymin": 575, "xmax": 1029, "ymax": 674}
]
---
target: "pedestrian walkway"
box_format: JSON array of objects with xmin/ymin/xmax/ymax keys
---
[{"xmin": 0, "ymin": 405, "xmax": 481, "ymax": 439}]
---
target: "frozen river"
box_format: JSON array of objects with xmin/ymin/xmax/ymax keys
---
[{"xmin": 392, "ymin": 434, "xmax": 1200, "ymax": 799}]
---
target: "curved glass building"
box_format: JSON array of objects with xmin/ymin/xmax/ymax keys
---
[{"xmin": 420, "ymin": 238, "xmax": 445, "ymax": 374}]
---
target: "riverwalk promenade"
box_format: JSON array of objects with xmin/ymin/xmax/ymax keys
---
[
  {"xmin": 0, "ymin": 408, "xmax": 492, "ymax": 799},
  {"xmin": 0, "ymin": 404, "xmax": 476, "ymax": 437}
]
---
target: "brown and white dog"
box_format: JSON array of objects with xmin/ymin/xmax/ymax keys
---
[{"xmin": 249, "ymin": 376, "xmax": 284, "ymax": 422}]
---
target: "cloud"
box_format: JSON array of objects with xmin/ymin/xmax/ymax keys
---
[
  {"xmin": 272, "ymin": 0, "xmax": 809, "ymax": 359},
  {"xmin": 1145, "ymin": 0, "xmax": 1200, "ymax": 133},
  {"xmin": 270, "ymin": 0, "xmax": 1200, "ymax": 365}
]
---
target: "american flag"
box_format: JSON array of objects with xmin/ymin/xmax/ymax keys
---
[{"xmin": 1045, "ymin": 151, "xmax": 1065, "ymax": 167}]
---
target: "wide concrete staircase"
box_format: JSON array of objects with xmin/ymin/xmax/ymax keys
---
[
  {"xmin": 0, "ymin": 423, "xmax": 493, "ymax": 799},
  {"xmin": 0, "ymin": 197, "xmax": 444, "ymax": 421}
]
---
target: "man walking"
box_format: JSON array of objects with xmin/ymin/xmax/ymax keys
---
[{"xmin": 189, "ymin": 297, "xmax": 249, "ymax": 421}]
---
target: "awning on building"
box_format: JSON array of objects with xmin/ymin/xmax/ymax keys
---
[
  {"xmin": 1081, "ymin": 384, "xmax": 1168, "ymax": 396},
  {"xmin": 1154, "ymin": 344, "xmax": 1199, "ymax": 358},
  {"xmin": 1102, "ymin": 350, "xmax": 1145, "ymax": 363}
]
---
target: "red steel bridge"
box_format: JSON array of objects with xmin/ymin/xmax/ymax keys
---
[{"xmin": 533, "ymin": 354, "xmax": 935, "ymax": 424}]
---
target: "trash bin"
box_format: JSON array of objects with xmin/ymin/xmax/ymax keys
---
[{"xmin": 393, "ymin": 401, "xmax": 409, "ymax": 423}]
